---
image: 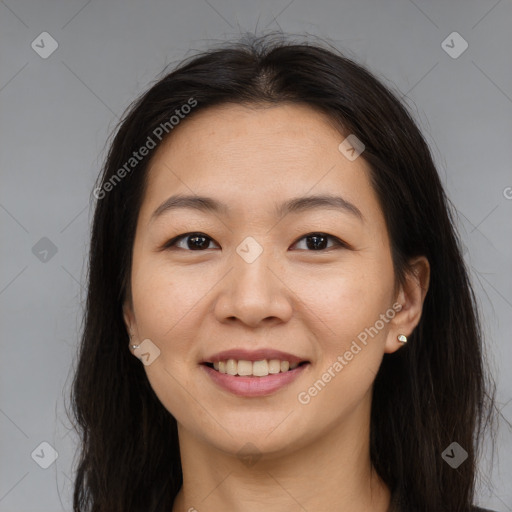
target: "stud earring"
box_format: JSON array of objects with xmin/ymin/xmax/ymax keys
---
[
  {"xmin": 397, "ymin": 334, "xmax": 407, "ymax": 344},
  {"xmin": 129, "ymin": 332, "xmax": 140, "ymax": 350}
]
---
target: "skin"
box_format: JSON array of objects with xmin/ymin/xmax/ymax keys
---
[{"xmin": 123, "ymin": 103, "xmax": 430, "ymax": 512}]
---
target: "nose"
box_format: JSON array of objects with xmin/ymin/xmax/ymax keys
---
[{"xmin": 213, "ymin": 246, "xmax": 293, "ymax": 328}]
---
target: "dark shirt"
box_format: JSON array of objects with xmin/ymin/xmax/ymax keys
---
[{"xmin": 387, "ymin": 488, "xmax": 497, "ymax": 512}]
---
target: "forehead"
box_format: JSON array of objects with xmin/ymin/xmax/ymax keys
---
[
  {"xmin": 139, "ymin": 103, "xmax": 380, "ymax": 225},
  {"xmin": 152, "ymin": 102, "xmax": 347, "ymax": 165}
]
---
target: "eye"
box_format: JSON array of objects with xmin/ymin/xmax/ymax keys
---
[
  {"xmin": 162, "ymin": 231, "xmax": 348, "ymax": 252},
  {"xmin": 163, "ymin": 232, "xmax": 219, "ymax": 251},
  {"xmin": 291, "ymin": 232, "xmax": 347, "ymax": 251}
]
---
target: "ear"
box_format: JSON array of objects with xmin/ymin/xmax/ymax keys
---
[
  {"xmin": 123, "ymin": 298, "xmax": 136, "ymax": 338},
  {"xmin": 384, "ymin": 255, "xmax": 430, "ymax": 354}
]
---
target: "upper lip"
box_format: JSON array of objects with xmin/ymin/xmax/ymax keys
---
[{"xmin": 202, "ymin": 348, "xmax": 309, "ymax": 364}]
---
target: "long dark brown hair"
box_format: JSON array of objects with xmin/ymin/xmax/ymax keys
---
[{"xmin": 68, "ymin": 33, "xmax": 497, "ymax": 511}]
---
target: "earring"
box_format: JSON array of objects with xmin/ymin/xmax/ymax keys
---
[
  {"xmin": 129, "ymin": 332, "xmax": 140, "ymax": 350},
  {"xmin": 397, "ymin": 334, "xmax": 407, "ymax": 344}
]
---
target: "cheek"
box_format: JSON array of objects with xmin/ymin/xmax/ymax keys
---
[
  {"xmin": 296, "ymin": 260, "xmax": 394, "ymax": 344},
  {"xmin": 294, "ymin": 271, "xmax": 393, "ymax": 425},
  {"xmin": 131, "ymin": 261, "xmax": 202, "ymax": 416},
  {"xmin": 131, "ymin": 256, "xmax": 207, "ymax": 340}
]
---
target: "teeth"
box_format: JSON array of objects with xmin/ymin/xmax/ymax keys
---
[
  {"xmin": 253, "ymin": 360, "xmax": 268, "ymax": 377},
  {"xmin": 226, "ymin": 359, "xmax": 237, "ymax": 375},
  {"xmin": 211, "ymin": 359, "xmax": 304, "ymax": 376},
  {"xmin": 268, "ymin": 359, "xmax": 281, "ymax": 374},
  {"xmin": 237, "ymin": 360, "xmax": 253, "ymax": 376}
]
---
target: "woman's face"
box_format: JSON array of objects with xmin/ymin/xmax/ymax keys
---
[{"xmin": 124, "ymin": 103, "xmax": 422, "ymax": 458}]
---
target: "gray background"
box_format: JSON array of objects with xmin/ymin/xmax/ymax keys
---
[{"xmin": 1, "ymin": 0, "xmax": 511, "ymax": 510}]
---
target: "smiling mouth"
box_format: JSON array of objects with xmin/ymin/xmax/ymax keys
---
[{"xmin": 202, "ymin": 359, "xmax": 310, "ymax": 377}]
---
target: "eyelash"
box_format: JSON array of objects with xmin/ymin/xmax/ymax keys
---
[{"xmin": 162, "ymin": 232, "xmax": 348, "ymax": 252}]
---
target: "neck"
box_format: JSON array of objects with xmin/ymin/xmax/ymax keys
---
[{"xmin": 171, "ymin": 395, "xmax": 391, "ymax": 512}]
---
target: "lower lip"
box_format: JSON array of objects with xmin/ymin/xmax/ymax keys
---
[{"xmin": 201, "ymin": 363, "xmax": 310, "ymax": 397}]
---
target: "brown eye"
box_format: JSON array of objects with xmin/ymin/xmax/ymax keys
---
[
  {"xmin": 164, "ymin": 232, "xmax": 219, "ymax": 251},
  {"xmin": 291, "ymin": 233, "xmax": 346, "ymax": 251},
  {"xmin": 163, "ymin": 232, "xmax": 347, "ymax": 252}
]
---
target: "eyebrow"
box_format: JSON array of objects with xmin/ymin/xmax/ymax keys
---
[{"xmin": 150, "ymin": 194, "xmax": 364, "ymax": 223}]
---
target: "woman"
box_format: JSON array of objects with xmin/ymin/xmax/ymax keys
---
[{"xmin": 69, "ymin": 33, "xmax": 497, "ymax": 511}]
